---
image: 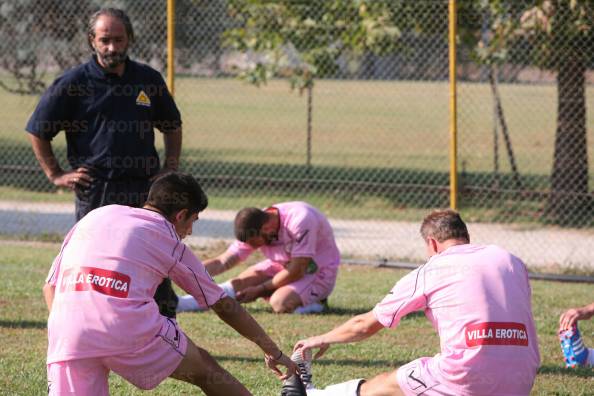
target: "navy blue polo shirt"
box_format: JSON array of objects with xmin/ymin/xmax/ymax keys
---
[{"xmin": 26, "ymin": 56, "xmax": 181, "ymax": 179}]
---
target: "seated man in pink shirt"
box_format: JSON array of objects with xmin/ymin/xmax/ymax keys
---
[
  {"xmin": 43, "ymin": 172, "xmax": 297, "ymax": 396},
  {"xmin": 284, "ymin": 209, "xmax": 540, "ymax": 396},
  {"xmin": 178, "ymin": 202, "xmax": 341, "ymax": 314}
]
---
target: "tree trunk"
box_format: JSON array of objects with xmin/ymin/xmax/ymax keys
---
[
  {"xmin": 546, "ymin": 52, "xmax": 591, "ymax": 224},
  {"xmin": 488, "ymin": 67, "xmax": 522, "ymax": 191}
]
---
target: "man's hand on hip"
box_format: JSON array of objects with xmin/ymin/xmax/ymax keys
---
[{"xmin": 51, "ymin": 167, "xmax": 93, "ymax": 191}]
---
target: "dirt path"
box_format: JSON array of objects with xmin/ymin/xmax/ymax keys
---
[{"xmin": 1, "ymin": 201, "xmax": 592, "ymax": 270}]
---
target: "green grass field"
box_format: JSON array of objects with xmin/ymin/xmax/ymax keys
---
[
  {"xmin": 3, "ymin": 77, "xmax": 594, "ymax": 175},
  {"xmin": 1, "ymin": 241, "xmax": 592, "ymax": 395},
  {"xmin": 2, "ymin": 77, "xmax": 594, "ymax": 226}
]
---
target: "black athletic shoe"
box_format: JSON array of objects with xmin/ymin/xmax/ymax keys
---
[{"xmin": 281, "ymin": 374, "xmax": 307, "ymax": 396}]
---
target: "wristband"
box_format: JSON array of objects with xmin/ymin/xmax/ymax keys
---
[{"xmin": 272, "ymin": 350, "xmax": 283, "ymax": 360}]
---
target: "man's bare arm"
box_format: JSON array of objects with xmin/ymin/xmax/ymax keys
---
[
  {"xmin": 261, "ymin": 257, "xmax": 309, "ymax": 291},
  {"xmin": 560, "ymin": 302, "xmax": 594, "ymax": 330},
  {"xmin": 236, "ymin": 257, "xmax": 309, "ymax": 303},
  {"xmin": 211, "ymin": 296, "xmax": 298, "ymax": 378},
  {"xmin": 204, "ymin": 251, "xmax": 241, "ymax": 277},
  {"xmin": 293, "ymin": 311, "xmax": 384, "ymax": 359},
  {"xmin": 162, "ymin": 127, "xmax": 182, "ymax": 171},
  {"xmin": 43, "ymin": 283, "xmax": 56, "ymax": 312},
  {"xmin": 28, "ymin": 134, "xmax": 92, "ymax": 189}
]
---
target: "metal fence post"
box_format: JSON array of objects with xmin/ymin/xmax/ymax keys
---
[
  {"xmin": 449, "ymin": 0, "xmax": 458, "ymax": 211},
  {"xmin": 167, "ymin": 0, "xmax": 175, "ymax": 96}
]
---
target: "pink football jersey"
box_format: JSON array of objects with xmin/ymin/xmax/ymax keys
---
[
  {"xmin": 46, "ymin": 205, "xmax": 226, "ymax": 363},
  {"xmin": 227, "ymin": 202, "xmax": 340, "ymax": 273},
  {"xmin": 373, "ymin": 244, "xmax": 540, "ymax": 395}
]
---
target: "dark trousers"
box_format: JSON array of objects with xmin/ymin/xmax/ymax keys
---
[
  {"xmin": 74, "ymin": 178, "xmax": 151, "ymax": 221},
  {"xmin": 75, "ymin": 177, "xmax": 178, "ymax": 318}
]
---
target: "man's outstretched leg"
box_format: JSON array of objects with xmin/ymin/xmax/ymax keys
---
[
  {"xmin": 177, "ymin": 266, "xmax": 269, "ymax": 313},
  {"xmin": 358, "ymin": 372, "xmax": 404, "ymax": 396},
  {"xmin": 305, "ymin": 373, "xmax": 403, "ymax": 396},
  {"xmin": 285, "ymin": 351, "xmax": 403, "ymax": 396},
  {"xmin": 171, "ymin": 338, "xmax": 251, "ymax": 396}
]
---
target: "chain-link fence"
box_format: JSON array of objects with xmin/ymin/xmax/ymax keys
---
[
  {"xmin": 455, "ymin": 0, "xmax": 594, "ymax": 271},
  {"xmin": 0, "ymin": 0, "xmax": 592, "ymax": 272}
]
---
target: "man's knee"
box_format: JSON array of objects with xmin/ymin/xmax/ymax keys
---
[
  {"xmin": 269, "ymin": 297, "xmax": 291, "ymax": 313},
  {"xmin": 269, "ymin": 290, "xmax": 300, "ymax": 313},
  {"xmin": 359, "ymin": 371, "xmax": 404, "ymax": 396}
]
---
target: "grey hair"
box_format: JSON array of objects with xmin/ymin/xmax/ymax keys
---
[
  {"xmin": 420, "ymin": 209, "xmax": 470, "ymax": 243},
  {"xmin": 87, "ymin": 8, "xmax": 135, "ymax": 49}
]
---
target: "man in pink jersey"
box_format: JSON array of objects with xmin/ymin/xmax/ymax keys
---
[
  {"xmin": 177, "ymin": 202, "xmax": 341, "ymax": 314},
  {"xmin": 43, "ymin": 172, "xmax": 297, "ymax": 396},
  {"xmin": 285, "ymin": 209, "xmax": 540, "ymax": 396}
]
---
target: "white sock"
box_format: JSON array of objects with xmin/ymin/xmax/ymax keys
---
[
  {"xmin": 219, "ymin": 281, "xmax": 236, "ymax": 299},
  {"xmin": 294, "ymin": 302, "xmax": 325, "ymax": 315},
  {"xmin": 587, "ymin": 348, "xmax": 594, "ymax": 367},
  {"xmin": 176, "ymin": 295, "xmax": 202, "ymax": 312},
  {"xmin": 307, "ymin": 379, "xmax": 364, "ymax": 396}
]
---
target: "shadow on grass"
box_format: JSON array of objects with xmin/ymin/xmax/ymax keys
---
[
  {"xmin": 1, "ymin": 138, "xmax": 591, "ymax": 226},
  {"xmin": 537, "ymin": 364, "xmax": 594, "ymax": 378},
  {"xmin": 243, "ymin": 306, "xmax": 427, "ymax": 318},
  {"xmin": 243, "ymin": 305, "xmax": 371, "ymax": 316},
  {"xmin": 0, "ymin": 319, "xmax": 47, "ymax": 329},
  {"xmin": 323, "ymin": 307, "xmax": 371, "ymax": 316},
  {"xmin": 0, "ymin": 138, "xmax": 541, "ymax": 201},
  {"xmin": 324, "ymin": 308, "xmax": 426, "ymax": 318},
  {"xmin": 0, "ymin": 138, "xmax": 451, "ymax": 208},
  {"xmin": 214, "ymin": 355, "xmax": 403, "ymax": 368}
]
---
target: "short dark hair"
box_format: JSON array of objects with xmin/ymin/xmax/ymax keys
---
[
  {"xmin": 146, "ymin": 172, "xmax": 208, "ymax": 219},
  {"xmin": 234, "ymin": 207, "xmax": 268, "ymax": 242},
  {"xmin": 420, "ymin": 209, "xmax": 470, "ymax": 243},
  {"xmin": 87, "ymin": 8, "xmax": 135, "ymax": 49}
]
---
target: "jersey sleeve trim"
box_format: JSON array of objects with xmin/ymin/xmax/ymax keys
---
[{"xmin": 387, "ymin": 265, "xmax": 426, "ymax": 328}]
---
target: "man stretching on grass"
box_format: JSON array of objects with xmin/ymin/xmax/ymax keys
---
[
  {"xmin": 284, "ymin": 209, "xmax": 540, "ymax": 396},
  {"xmin": 177, "ymin": 202, "xmax": 340, "ymax": 314},
  {"xmin": 43, "ymin": 172, "xmax": 296, "ymax": 395}
]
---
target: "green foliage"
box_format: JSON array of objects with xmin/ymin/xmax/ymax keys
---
[
  {"xmin": 224, "ymin": 0, "xmax": 400, "ymax": 90},
  {"xmin": 175, "ymin": 0, "xmax": 235, "ymax": 70},
  {"xmin": 456, "ymin": 1, "xmax": 594, "ymax": 224},
  {"xmin": 0, "ymin": 0, "xmax": 94, "ymax": 94},
  {"xmin": 459, "ymin": 0, "xmax": 594, "ymax": 68},
  {"xmin": 0, "ymin": 0, "xmax": 232, "ymax": 93}
]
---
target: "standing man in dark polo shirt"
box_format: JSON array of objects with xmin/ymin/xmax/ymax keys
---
[{"xmin": 26, "ymin": 8, "xmax": 181, "ymax": 318}]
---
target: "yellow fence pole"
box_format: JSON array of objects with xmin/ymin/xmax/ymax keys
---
[
  {"xmin": 167, "ymin": 0, "xmax": 175, "ymax": 96},
  {"xmin": 448, "ymin": 0, "xmax": 458, "ymax": 210}
]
